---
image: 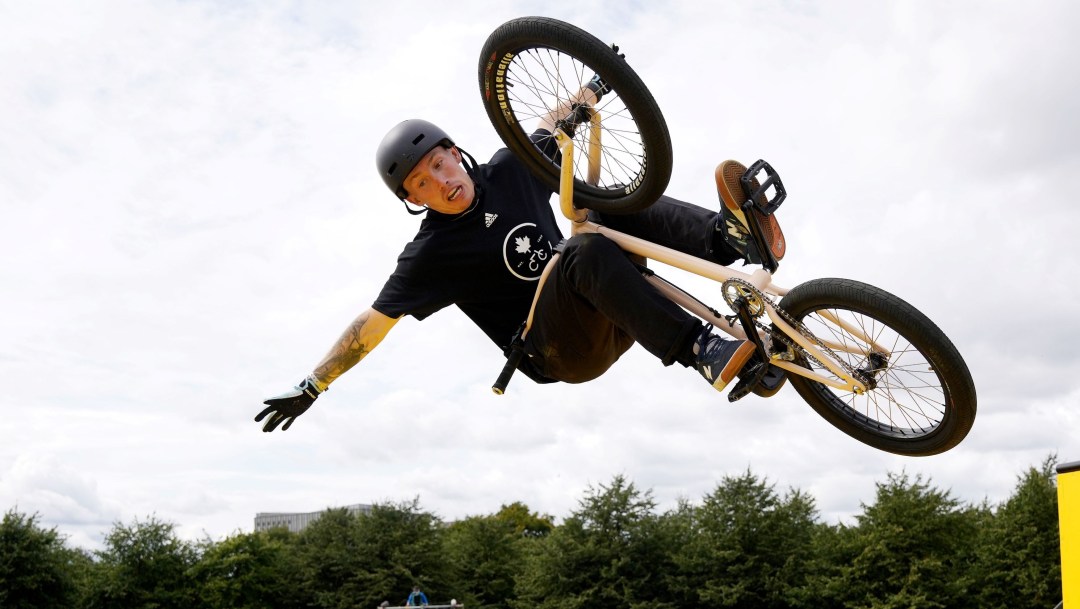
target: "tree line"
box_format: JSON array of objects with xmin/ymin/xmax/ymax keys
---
[{"xmin": 0, "ymin": 457, "xmax": 1063, "ymax": 609}]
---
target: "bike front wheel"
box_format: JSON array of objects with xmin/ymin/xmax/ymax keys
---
[
  {"xmin": 777, "ymin": 278, "xmax": 976, "ymax": 456},
  {"xmin": 478, "ymin": 16, "xmax": 672, "ymax": 214}
]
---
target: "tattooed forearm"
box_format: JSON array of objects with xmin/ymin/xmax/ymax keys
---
[
  {"xmin": 312, "ymin": 313, "xmax": 371, "ymax": 388},
  {"xmin": 309, "ymin": 308, "xmax": 398, "ymax": 391}
]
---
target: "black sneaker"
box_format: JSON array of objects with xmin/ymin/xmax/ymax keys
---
[{"xmin": 695, "ymin": 327, "xmax": 757, "ymax": 392}]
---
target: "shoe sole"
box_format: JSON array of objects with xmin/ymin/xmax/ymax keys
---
[
  {"xmin": 716, "ymin": 160, "xmax": 786, "ymax": 260},
  {"xmin": 712, "ymin": 340, "xmax": 757, "ymax": 391}
]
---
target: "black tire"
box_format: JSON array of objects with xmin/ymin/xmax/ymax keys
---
[
  {"xmin": 777, "ymin": 278, "xmax": 976, "ymax": 456},
  {"xmin": 478, "ymin": 16, "xmax": 672, "ymax": 214}
]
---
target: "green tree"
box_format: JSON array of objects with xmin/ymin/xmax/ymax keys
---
[
  {"xmin": 974, "ymin": 455, "xmax": 1062, "ymax": 609},
  {"xmin": 292, "ymin": 506, "xmax": 366, "ymax": 609},
  {"xmin": 514, "ymin": 475, "xmax": 676, "ymax": 609},
  {"xmin": 443, "ymin": 513, "xmax": 525, "ymax": 608},
  {"xmin": 85, "ymin": 515, "xmax": 202, "ymax": 609},
  {"xmin": 650, "ymin": 498, "xmax": 699, "ymax": 609},
  {"xmin": 64, "ymin": 545, "xmax": 98, "ymax": 609},
  {"xmin": 0, "ymin": 509, "xmax": 78, "ymax": 609},
  {"xmin": 816, "ymin": 471, "xmax": 980, "ymax": 609},
  {"xmin": 190, "ymin": 528, "xmax": 303, "ymax": 609},
  {"xmin": 670, "ymin": 470, "xmax": 819, "ymax": 609},
  {"xmin": 356, "ymin": 499, "xmax": 447, "ymax": 605},
  {"xmin": 494, "ymin": 501, "xmax": 555, "ymax": 538},
  {"xmin": 294, "ymin": 499, "xmax": 447, "ymax": 609}
]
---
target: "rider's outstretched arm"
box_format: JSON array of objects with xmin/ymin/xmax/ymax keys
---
[
  {"xmin": 256, "ymin": 307, "xmax": 399, "ymax": 432},
  {"xmin": 311, "ymin": 307, "xmax": 399, "ymax": 390}
]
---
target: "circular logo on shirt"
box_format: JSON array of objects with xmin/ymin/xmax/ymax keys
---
[{"xmin": 503, "ymin": 223, "xmax": 554, "ymax": 281}]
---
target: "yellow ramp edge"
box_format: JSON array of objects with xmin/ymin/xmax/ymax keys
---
[{"xmin": 1058, "ymin": 460, "xmax": 1080, "ymax": 608}]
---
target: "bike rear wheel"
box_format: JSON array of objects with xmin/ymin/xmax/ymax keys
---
[
  {"xmin": 777, "ymin": 278, "xmax": 976, "ymax": 456},
  {"xmin": 478, "ymin": 16, "xmax": 672, "ymax": 213}
]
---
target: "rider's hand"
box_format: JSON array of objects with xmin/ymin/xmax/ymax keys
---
[
  {"xmin": 585, "ymin": 44, "xmax": 624, "ymax": 102},
  {"xmin": 255, "ymin": 376, "xmax": 324, "ymax": 432}
]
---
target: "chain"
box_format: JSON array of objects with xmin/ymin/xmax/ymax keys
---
[{"xmin": 721, "ymin": 278, "xmax": 867, "ymax": 385}]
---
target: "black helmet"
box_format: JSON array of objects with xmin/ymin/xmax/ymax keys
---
[{"xmin": 376, "ymin": 119, "xmax": 455, "ymax": 199}]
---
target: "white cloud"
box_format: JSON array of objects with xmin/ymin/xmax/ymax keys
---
[{"xmin": 1, "ymin": 0, "xmax": 1078, "ymax": 549}]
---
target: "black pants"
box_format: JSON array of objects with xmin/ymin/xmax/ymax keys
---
[{"xmin": 522, "ymin": 195, "xmax": 742, "ymax": 383}]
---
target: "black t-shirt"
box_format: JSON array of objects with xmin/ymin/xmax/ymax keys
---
[{"xmin": 372, "ymin": 135, "xmax": 563, "ymax": 352}]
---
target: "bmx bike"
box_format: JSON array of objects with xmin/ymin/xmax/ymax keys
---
[{"xmin": 478, "ymin": 16, "xmax": 976, "ymax": 457}]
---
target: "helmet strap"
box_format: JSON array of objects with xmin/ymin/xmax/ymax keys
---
[
  {"xmin": 401, "ymin": 200, "xmax": 427, "ymax": 215},
  {"xmin": 458, "ymin": 146, "xmax": 479, "ymax": 177}
]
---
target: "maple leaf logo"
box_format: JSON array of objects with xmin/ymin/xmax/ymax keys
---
[{"xmin": 514, "ymin": 236, "xmax": 531, "ymax": 254}]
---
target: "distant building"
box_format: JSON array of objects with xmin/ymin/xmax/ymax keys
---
[{"xmin": 254, "ymin": 503, "xmax": 373, "ymax": 533}]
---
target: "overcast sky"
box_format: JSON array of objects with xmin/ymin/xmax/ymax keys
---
[{"xmin": 2, "ymin": 0, "xmax": 1079, "ymax": 550}]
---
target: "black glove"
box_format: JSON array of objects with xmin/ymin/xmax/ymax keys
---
[
  {"xmin": 585, "ymin": 44, "xmax": 624, "ymax": 102},
  {"xmin": 255, "ymin": 376, "xmax": 324, "ymax": 432}
]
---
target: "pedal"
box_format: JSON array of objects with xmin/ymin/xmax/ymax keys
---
[
  {"xmin": 728, "ymin": 377, "xmax": 754, "ymax": 402},
  {"xmin": 750, "ymin": 364, "xmax": 787, "ymax": 398},
  {"xmin": 740, "ymin": 159, "xmax": 787, "ymax": 215},
  {"xmin": 728, "ymin": 358, "xmax": 788, "ymax": 402},
  {"xmin": 728, "ymin": 359, "xmax": 768, "ymax": 403}
]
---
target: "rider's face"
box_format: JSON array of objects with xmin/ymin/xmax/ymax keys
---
[{"xmin": 403, "ymin": 146, "xmax": 475, "ymax": 214}]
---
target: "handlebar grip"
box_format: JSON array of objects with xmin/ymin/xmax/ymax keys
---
[{"xmin": 492, "ymin": 349, "xmax": 524, "ymax": 395}]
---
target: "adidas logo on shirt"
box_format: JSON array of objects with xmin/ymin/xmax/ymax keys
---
[{"xmin": 485, "ymin": 213, "xmax": 498, "ymax": 228}]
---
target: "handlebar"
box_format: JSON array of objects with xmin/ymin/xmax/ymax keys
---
[{"xmin": 492, "ymin": 348, "xmax": 524, "ymax": 395}]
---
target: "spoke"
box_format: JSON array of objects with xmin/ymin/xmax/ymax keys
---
[
  {"xmin": 803, "ymin": 306, "xmax": 947, "ymax": 436},
  {"xmin": 502, "ymin": 47, "xmax": 647, "ymax": 192}
]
